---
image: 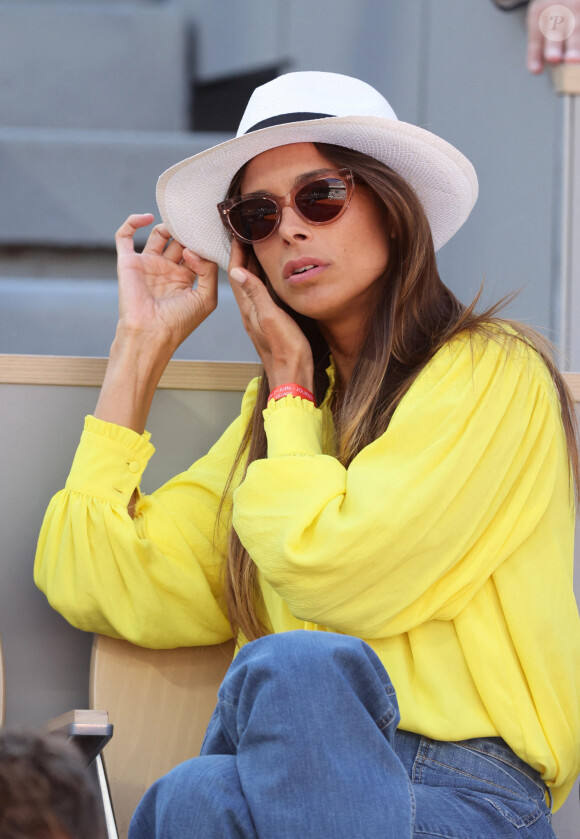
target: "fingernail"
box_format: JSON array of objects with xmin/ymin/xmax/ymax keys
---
[
  {"xmin": 230, "ymin": 268, "xmax": 246, "ymax": 283},
  {"xmin": 529, "ymin": 59, "xmax": 542, "ymax": 72}
]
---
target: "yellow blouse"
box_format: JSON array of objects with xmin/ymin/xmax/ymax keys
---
[{"xmin": 34, "ymin": 330, "xmax": 580, "ymax": 808}]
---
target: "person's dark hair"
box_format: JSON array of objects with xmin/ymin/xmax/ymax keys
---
[
  {"xmin": 0, "ymin": 729, "xmax": 105, "ymax": 839},
  {"xmin": 218, "ymin": 142, "xmax": 579, "ymax": 642}
]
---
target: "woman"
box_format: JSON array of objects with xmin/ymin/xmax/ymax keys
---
[{"xmin": 35, "ymin": 72, "xmax": 580, "ymax": 837}]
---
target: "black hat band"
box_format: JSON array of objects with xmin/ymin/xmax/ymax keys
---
[{"xmin": 245, "ymin": 112, "xmax": 334, "ymax": 134}]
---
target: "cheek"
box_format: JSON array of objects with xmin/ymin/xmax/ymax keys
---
[
  {"xmin": 375, "ymin": 238, "xmax": 391, "ymax": 272},
  {"xmin": 358, "ymin": 220, "xmax": 390, "ymax": 271},
  {"xmin": 251, "ymin": 242, "xmax": 272, "ymax": 273}
]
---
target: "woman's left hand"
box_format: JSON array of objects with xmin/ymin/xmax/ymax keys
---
[{"xmin": 228, "ymin": 240, "xmax": 315, "ymax": 392}]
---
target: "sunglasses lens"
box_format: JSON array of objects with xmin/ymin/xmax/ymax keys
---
[
  {"xmin": 295, "ymin": 177, "xmax": 348, "ymax": 223},
  {"xmin": 223, "ymin": 172, "xmax": 351, "ymax": 243},
  {"xmin": 228, "ymin": 197, "xmax": 278, "ymax": 242}
]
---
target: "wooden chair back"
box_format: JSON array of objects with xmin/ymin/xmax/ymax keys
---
[
  {"xmin": 567, "ymin": 372, "xmax": 580, "ymax": 404},
  {"xmin": 90, "ymin": 636, "xmax": 235, "ymax": 838}
]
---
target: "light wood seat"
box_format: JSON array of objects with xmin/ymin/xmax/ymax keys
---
[{"xmin": 90, "ymin": 636, "xmax": 235, "ymax": 838}]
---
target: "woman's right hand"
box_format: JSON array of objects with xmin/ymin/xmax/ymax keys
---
[
  {"xmin": 115, "ymin": 213, "xmax": 218, "ymax": 351},
  {"xmin": 94, "ymin": 214, "xmax": 218, "ymax": 435}
]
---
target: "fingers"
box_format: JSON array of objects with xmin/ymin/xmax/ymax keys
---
[
  {"xmin": 227, "ymin": 238, "xmax": 252, "ymax": 274},
  {"xmin": 228, "ymin": 261, "xmax": 314, "ymax": 388},
  {"xmin": 229, "ymin": 260, "xmax": 275, "ymax": 337},
  {"xmin": 545, "ymin": 38, "xmax": 565, "ymax": 67},
  {"xmin": 527, "ymin": 2, "xmax": 545, "ymax": 72},
  {"xmin": 183, "ymin": 249, "xmax": 219, "ymax": 311},
  {"xmin": 115, "ymin": 213, "xmax": 155, "ymax": 257},
  {"xmin": 116, "ymin": 215, "xmax": 188, "ymax": 264},
  {"xmin": 228, "ymin": 240, "xmax": 261, "ymax": 319},
  {"xmin": 228, "ymin": 259, "xmax": 290, "ymax": 353},
  {"xmin": 564, "ymin": 5, "xmax": 580, "ymax": 61},
  {"xmin": 143, "ymin": 223, "xmax": 191, "ymax": 268},
  {"xmin": 142, "ymin": 223, "xmax": 180, "ymax": 257},
  {"xmin": 527, "ymin": 0, "xmax": 580, "ymax": 72},
  {"xmin": 229, "ymin": 264, "xmax": 261, "ymax": 318},
  {"xmin": 228, "ymin": 241, "xmax": 264, "ymax": 306},
  {"xmin": 182, "ymin": 248, "xmax": 216, "ymax": 278}
]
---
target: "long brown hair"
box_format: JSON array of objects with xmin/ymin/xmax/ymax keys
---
[{"xmin": 218, "ymin": 142, "xmax": 579, "ymax": 642}]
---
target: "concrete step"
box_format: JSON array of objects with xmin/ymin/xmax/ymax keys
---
[
  {"xmin": 0, "ymin": 277, "xmax": 258, "ymax": 362},
  {"xmin": 0, "ymin": 127, "xmax": 231, "ymax": 247},
  {"xmin": 0, "ymin": 1, "xmax": 189, "ymax": 131}
]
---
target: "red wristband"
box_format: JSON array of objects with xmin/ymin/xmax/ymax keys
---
[{"xmin": 267, "ymin": 383, "xmax": 316, "ymax": 406}]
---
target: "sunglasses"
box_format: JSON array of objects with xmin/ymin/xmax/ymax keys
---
[{"xmin": 217, "ymin": 168, "xmax": 355, "ymax": 244}]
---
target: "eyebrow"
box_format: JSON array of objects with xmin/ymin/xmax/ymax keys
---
[
  {"xmin": 244, "ymin": 168, "xmax": 336, "ymax": 197},
  {"xmin": 293, "ymin": 168, "xmax": 335, "ymax": 186}
]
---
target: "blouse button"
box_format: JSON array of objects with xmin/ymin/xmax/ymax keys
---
[{"xmin": 128, "ymin": 461, "xmax": 140, "ymax": 473}]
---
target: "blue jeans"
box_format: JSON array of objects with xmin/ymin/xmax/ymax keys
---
[{"xmin": 128, "ymin": 631, "xmax": 555, "ymax": 838}]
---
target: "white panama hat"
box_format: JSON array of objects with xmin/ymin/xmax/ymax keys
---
[{"xmin": 156, "ymin": 71, "xmax": 478, "ymax": 271}]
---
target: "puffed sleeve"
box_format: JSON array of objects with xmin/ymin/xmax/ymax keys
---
[
  {"xmin": 233, "ymin": 332, "xmax": 569, "ymax": 637},
  {"xmin": 34, "ymin": 379, "xmax": 260, "ymax": 648}
]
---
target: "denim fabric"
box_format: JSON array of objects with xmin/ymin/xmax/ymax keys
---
[{"xmin": 129, "ymin": 631, "xmax": 555, "ymax": 839}]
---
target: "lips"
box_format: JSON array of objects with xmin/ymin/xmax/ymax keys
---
[{"xmin": 283, "ymin": 257, "xmax": 327, "ymax": 279}]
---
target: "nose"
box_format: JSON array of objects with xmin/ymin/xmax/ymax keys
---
[{"xmin": 277, "ymin": 203, "xmax": 312, "ymax": 243}]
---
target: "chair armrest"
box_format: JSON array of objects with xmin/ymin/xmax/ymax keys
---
[{"xmin": 45, "ymin": 708, "xmax": 113, "ymax": 766}]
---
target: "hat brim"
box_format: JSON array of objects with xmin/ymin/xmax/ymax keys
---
[{"xmin": 156, "ymin": 115, "xmax": 478, "ymax": 271}]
